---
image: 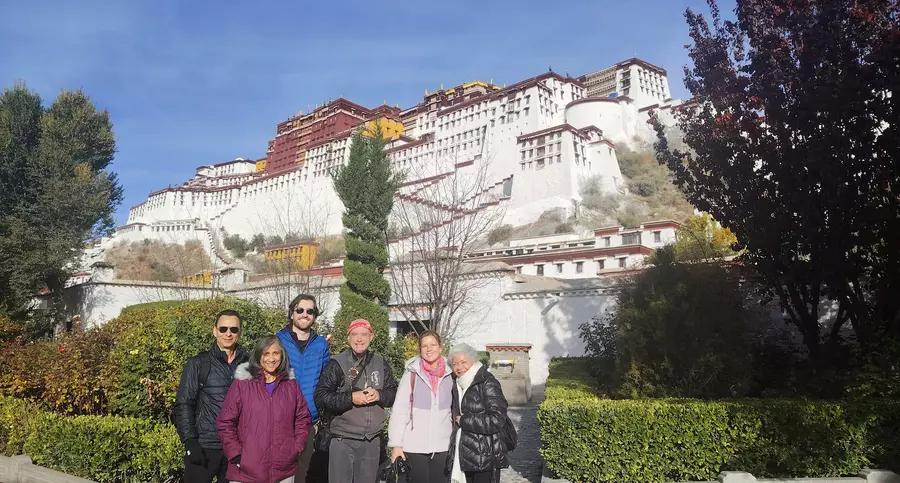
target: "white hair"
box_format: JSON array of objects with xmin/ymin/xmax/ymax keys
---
[{"xmin": 448, "ymin": 343, "xmax": 479, "ymax": 363}]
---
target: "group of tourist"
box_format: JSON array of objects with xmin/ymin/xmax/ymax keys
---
[{"xmin": 174, "ymin": 293, "xmax": 513, "ymax": 483}]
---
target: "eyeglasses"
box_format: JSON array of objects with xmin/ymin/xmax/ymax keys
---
[
  {"xmin": 294, "ymin": 308, "xmax": 317, "ymax": 316},
  {"xmin": 217, "ymin": 326, "xmax": 240, "ymax": 334}
]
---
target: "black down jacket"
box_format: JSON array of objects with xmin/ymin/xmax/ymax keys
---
[
  {"xmin": 446, "ymin": 365, "xmax": 510, "ymax": 474},
  {"xmin": 174, "ymin": 344, "xmax": 249, "ymax": 449}
]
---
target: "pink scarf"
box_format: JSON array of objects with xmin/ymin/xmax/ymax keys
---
[{"xmin": 420, "ymin": 357, "xmax": 446, "ymax": 394}]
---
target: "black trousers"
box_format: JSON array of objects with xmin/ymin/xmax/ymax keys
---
[
  {"xmin": 406, "ymin": 451, "xmax": 448, "ymax": 483},
  {"xmin": 466, "ymin": 468, "xmax": 501, "ymax": 483},
  {"xmin": 184, "ymin": 447, "xmax": 228, "ymax": 483}
]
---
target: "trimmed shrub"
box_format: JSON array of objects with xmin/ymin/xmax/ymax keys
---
[
  {"xmin": 543, "ymin": 357, "xmax": 602, "ymax": 402},
  {"xmin": 539, "ymin": 361, "xmax": 900, "ymax": 482},
  {"xmin": 0, "ymin": 396, "xmax": 181, "ymax": 482},
  {"xmin": 540, "ymin": 398, "xmax": 900, "ymax": 483},
  {"xmin": 0, "ymin": 396, "xmax": 36, "ymax": 456},
  {"xmin": 119, "ymin": 300, "xmax": 189, "ymax": 314}
]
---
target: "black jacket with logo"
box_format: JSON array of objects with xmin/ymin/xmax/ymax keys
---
[
  {"xmin": 174, "ymin": 343, "xmax": 249, "ymax": 449},
  {"xmin": 314, "ymin": 350, "xmax": 398, "ymax": 440}
]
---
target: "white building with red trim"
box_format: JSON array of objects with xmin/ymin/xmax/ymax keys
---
[{"xmin": 113, "ymin": 59, "xmax": 684, "ymax": 260}]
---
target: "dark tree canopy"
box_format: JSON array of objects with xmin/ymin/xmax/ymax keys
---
[
  {"xmin": 653, "ymin": 0, "xmax": 900, "ymax": 358},
  {"xmin": 331, "ymin": 125, "xmax": 401, "ymax": 352},
  {"xmin": 0, "ymin": 83, "xmax": 122, "ymax": 317}
]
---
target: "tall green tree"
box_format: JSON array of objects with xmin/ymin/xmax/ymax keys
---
[
  {"xmin": 0, "ymin": 83, "xmax": 122, "ymax": 320},
  {"xmin": 651, "ymin": 0, "xmax": 900, "ymax": 360},
  {"xmin": 332, "ymin": 125, "xmax": 401, "ymax": 354}
]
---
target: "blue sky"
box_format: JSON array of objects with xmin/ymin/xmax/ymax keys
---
[{"xmin": 0, "ymin": 0, "xmax": 732, "ymax": 224}]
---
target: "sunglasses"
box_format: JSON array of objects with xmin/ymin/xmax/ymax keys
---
[
  {"xmin": 294, "ymin": 308, "xmax": 317, "ymax": 316},
  {"xmin": 217, "ymin": 326, "xmax": 240, "ymax": 334}
]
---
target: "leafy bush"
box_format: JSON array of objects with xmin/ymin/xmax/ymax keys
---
[
  {"xmin": 223, "ymin": 233, "xmax": 250, "ymax": 258},
  {"xmin": 581, "ymin": 247, "xmax": 754, "ymax": 399},
  {"xmin": 42, "ymin": 328, "xmax": 117, "ymax": 415},
  {"xmin": 628, "ymin": 175, "xmax": 659, "ymax": 197},
  {"xmin": 0, "ymin": 298, "xmax": 283, "ymax": 420},
  {"xmin": 487, "ymin": 224, "xmax": 513, "ymax": 245},
  {"xmin": 402, "ymin": 333, "xmax": 419, "ymax": 361},
  {"xmin": 0, "ymin": 338, "xmax": 59, "ymax": 403},
  {"xmin": 0, "ymin": 396, "xmax": 34, "ymax": 456},
  {"xmin": 674, "ymin": 213, "xmax": 738, "ymax": 261},
  {"xmin": 537, "ymin": 207, "xmax": 566, "ymax": 224},
  {"xmin": 105, "ymin": 297, "xmax": 283, "ymax": 419},
  {"xmin": 0, "ymin": 315, "xmax": 24, "ymax": 342},
  {"xmin": 554, "ymin": 222, "xmax": 573, "ymax": 234},
  {"xmin": 538, "ymin": 366, "xmax": 900, "ymax": 482},
  {"xmin": 0, "ymin": 396, "xmax": 181, "ymax": 482},
  {"xmin": 119, "ymin": 300, "xmax": 190, "ymax": 314},
  {"xmin": 579, "ymin": 151, "xmax": 693, "ymax": 225}
]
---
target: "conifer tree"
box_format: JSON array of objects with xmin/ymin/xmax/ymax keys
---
[
  {"xmin": 0, "ymin": 83, "xmax": 122, "ymax": 323},
  {"xmin": 331, "ymin": 124, "xmax": 401, "ymax": 354}
]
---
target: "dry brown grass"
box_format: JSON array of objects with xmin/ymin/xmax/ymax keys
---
[{"xmin": 105, "ymin": 239, "xmax": 213, "ymax": 282}]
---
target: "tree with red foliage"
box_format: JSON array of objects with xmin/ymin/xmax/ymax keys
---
[{"xmin": 651, "ymin": 0, "xmax": 900, "ymax": 363}]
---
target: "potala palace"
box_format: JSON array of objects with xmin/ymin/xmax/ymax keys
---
[{"xmin": 63, "ymin": 58, "xmax": 691, "ymax": 385}]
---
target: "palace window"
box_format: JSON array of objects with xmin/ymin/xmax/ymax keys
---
[{"xmin": 622, "ymin": 233, "xmax": 641, "ymax": 245}]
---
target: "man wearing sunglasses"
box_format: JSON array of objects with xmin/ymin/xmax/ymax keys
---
[
  {"xmin": 276, "ymin": 294, "xmax": 332, "ymax": 483},
  {"xmin": 175, "ymin": 309, "xmax": 250, "ymax": 483}
]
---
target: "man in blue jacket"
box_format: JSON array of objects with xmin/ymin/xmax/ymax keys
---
[{"xmin": 277, "ymin": 293, "xmax": 331, "ymax": 483}]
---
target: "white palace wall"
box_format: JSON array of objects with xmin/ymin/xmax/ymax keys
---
[
  {"xmin": 120, "ymin": 74, "xmax": 681, "ymax": 251},
  {"xmin": 57, "ymin": 267, "xmax": 616, "ymax": 386}
]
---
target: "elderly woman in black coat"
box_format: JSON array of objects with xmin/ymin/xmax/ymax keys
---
[{"xmin": 446, "ymin": 343, "xmax": 510, "ymax": 483}]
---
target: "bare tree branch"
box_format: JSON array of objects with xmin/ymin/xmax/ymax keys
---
[{"xmin": 388, "ymin": 154, "xmax": 507, "ymax": 341}]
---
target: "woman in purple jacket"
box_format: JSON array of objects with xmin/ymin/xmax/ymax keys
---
[{"xmin": 217, "ymin": 336, "xmax": 311, "ymax": 483}]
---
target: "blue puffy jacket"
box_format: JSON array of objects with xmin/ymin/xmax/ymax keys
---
[{"xmin": 277, "ymin": 327, "xmax": 331, "ymax": 422}]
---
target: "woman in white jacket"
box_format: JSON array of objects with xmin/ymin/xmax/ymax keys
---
[{"xmin": 388, "ymin": 330, "xmax": 454, "ymax": 483}]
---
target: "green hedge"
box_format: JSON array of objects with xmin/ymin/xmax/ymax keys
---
[
  {"xmin": 539, "ymin": 359, "xmax": 900, "ymax": 483},
  {"xmin": 0, "ymin": 396, "xmax": 181, "ymax": 482},
  {"xmin": 543, "ymin": 357, "xmax": 602, "ymax": 401}
]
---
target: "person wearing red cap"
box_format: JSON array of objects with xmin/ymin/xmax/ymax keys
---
[{"xmin": 314, "ymin": 319, "xmax": 398, "ymax": 483}]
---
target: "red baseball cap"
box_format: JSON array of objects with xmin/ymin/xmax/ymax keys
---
[{"xmin": 347, "ymin": 319, "xmax": 374, "ymax": 335}]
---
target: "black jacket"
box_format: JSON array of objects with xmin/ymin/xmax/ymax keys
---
[
  {"xmin": 174, "ymin": 343, "xmax": 249, "ymax": 449},
  {"xmin": 447, "ymin": 365, "xmax": 510, "ymax": 474},
  {"xmin": 315, "ymin": 350, "xmax": 399, "ymax": 440}
]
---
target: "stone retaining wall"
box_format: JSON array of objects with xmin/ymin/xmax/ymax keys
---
[{"xmin": 0, "ymin": 455, "xmax": 95, "ymax": 483}]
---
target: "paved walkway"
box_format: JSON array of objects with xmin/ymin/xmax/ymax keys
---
[{"xmin": 500, "ymin": 388, "xmax": 544, "ymax": 483}]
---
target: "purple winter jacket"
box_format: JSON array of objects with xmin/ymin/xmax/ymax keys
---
[{"xmin": 217, "ymin": 362, "xmax": 311, "ymax": 483}]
